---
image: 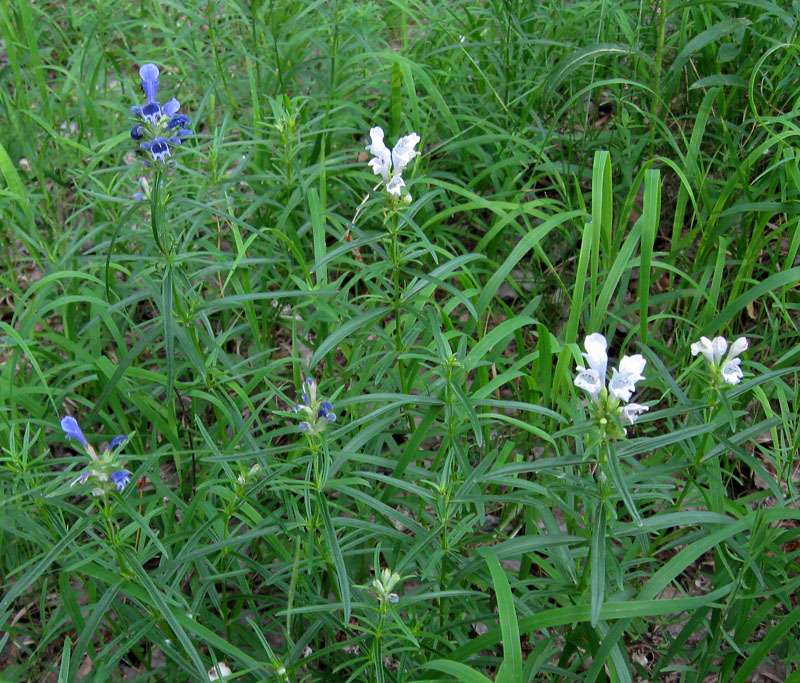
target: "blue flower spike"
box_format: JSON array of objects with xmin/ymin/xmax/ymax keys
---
[
  {"xmin": 292, "ymin": 378, "xmax": 337, "ymax": 436},
  {"xmin": 129, "ymin": 63, "xmax": 192, "ymax": 177},
  {"xmin": 61, "ymin": 413, "xmax": 133, "ymax": 496}
]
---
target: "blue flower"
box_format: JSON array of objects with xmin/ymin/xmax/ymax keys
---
[
  {"xmin": 167, "ymin": 114, "xmax": 191, "ymax": 135},
  {"xmin": 140, "ymin": 137, "xmax": 174, "ymax": 163},
  {"xmin": 111, "ymin": 470, "xmax": 132, "ymax": 492},
  {"xmin": 110, "ymin": 435, "xmax": 128, "ymax": 450},
  {"xmin": 292, "ymin": 378, "xmax": 337, "ymax": 434},
  {"xmin": 318, "ymin": 401, "xmax": 336, "ymax": 423},
  {"xmin": 129, "ymin": 63, "xmax": 192, "ymax": 170},
  {"xmin": 61, "ymin": 416, "xmax": 88, "ymax": 448}
]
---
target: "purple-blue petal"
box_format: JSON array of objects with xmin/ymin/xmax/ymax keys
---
[
  {"xmin": 111, "ymin": 470, "xmax": 132, "ymax": 492},
  {"xmin": 110, "ymin": 435, "xmax": 128, "ymax": 450},
  {"xmin": 143, "ymin": 138, "xmax": 171, "ymax": 163},
  {"xmin": 61, "ymin": 416, "xmax": 88, "ymax": 447},
  {"xmin": 299, "ymin": 422, "xmax": 310, "ymax": 432},
  {"xmin": 162, "ymin": 97, "xmax": 180, "ymax": 117},
  {"xmin": 139, "ymin": 63, "xmax": 160, "ymax": 102},
  {"xmin": 167, "ymin": 114, "xmax": 191, "ymax": 129},
  {"xmin": 140, "ymin": 101, "xmax": 162, "ymax": 124},
  {"xmin": 130, "ymin": 124, "xmax": 144, "ymax": 140},
  {"xmin": 320, "ymin": 401, "xmax": 333, "ymax": 412},
  {"xmin": 325, "ymin": 412, "xmax": 336, "ymax": 423}
]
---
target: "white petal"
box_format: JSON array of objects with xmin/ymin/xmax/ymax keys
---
[
  {"xmin": 208, "ymin": 663, "xmax": 232, "ymax": 681},
  {"xmin": 621, "ymin": 403, "xmax": 649, "ymax": 425},
  {"xmin": 691, "ymin": 337, "xmax": 715, "ymax": 365},
  {"xmin": 366, "ymin": 126, "xmax": 391, "ymax": 182},
  {"xmin": 721, "ymin": 358, "xmax": 743, "ymax": 385},
  {"xmin": 386, "ymin": 175, "xmax": 405, "ymax": 197},
  {"xmin": 391, "ymin": 132, "xmax": 420, "ymax": 174},
  {"xmin": 574, "ymin": 368, "xmax": 602, "ymax": 402},
  {"xmin": 618, "ymin": 354, "xmax": 646, "ymax": 382},
  {"xmin": 727, "ymin": 337, "xmax": 748, "ymax": 360},
  {"xmin": 582, "ymin": 333, "xmax": 608, "ymax": 378},
  {"xmin": 710, "ymin": 336, "xmax": 728, "ymax": 365},
  {"xmin": 608, "ymin": 367, "xmax": 635, "ymax": 402}
]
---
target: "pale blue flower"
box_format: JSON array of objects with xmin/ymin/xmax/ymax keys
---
[
  {"xmin": 573, "ymin": 332, "xmax": 650, "ymax": 430},
  {"xmin": 70, "ymin": 470, "xmax": 90, "ymax": 487}
]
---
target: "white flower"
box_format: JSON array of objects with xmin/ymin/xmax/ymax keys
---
[
  {"xmin": 581, "ymin": 332, "xmax": 608, "ymax": 379},
  {"xmin": 574, "ymin": 367, "xmax": 603, "ymax": 402},
  {"xmin": 386, "ymin": 175, "xmax": 405, "ymax": 198},
  {"xmin": 207, "ymin": 663, "xmax": 232, "ymax": 681},
  {"xmin": 727, "ymin": 337, "xmax": 748, "ymax": 359},
  {"xmin": 691, "ymin": 336, "xmax": 727, "ymax": 365},
  {"xmin": 575, "ymin": 331, "xmax": 648, "ymax": 400},
  {"xmin": 391, "ymin": 133, "xmax": 420, "ymax": 174},
  {"xmin": 721, "ymin": 358, "xmax": 743, "ymax": 384},
  {"xmin": 366, "ymin": 126, "xmax": 392, "ymax": 182},
  {"xmin": 621, "ymin": 402, "xmax": 649, "ymax": 425},
  {"xmin": 692, "ymin": 335, "xmax": 747, "ymax": 384},
  {"xmin": 608, "ymin": 354, "xmax": 646, "ymax": 402},
  {"xmin": 365, "ymin": 126, "xmax": 420, "ymax": 196}
]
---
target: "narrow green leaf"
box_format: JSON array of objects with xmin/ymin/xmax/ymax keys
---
[
  {"xmin": 483, "ymin": 549, "xmax": 522, "ymax": 683},
  {"xmin": 639, "ymin": 169, "xmax": 660, "ymax": 342},
  {"xmin": 318, "ymin": 491, "xmax": 351, "ymax": 623},
  {"xmin": 590, "ymin": 502, "xmax": 606, "ymax": 628},
  {"xmin": 419, "ymin": 659, "xmax": 494, "ymax": 683},
  {"xmin": 669, "ymin": 18, "xmax": 751, "ymax": 75},
  {"xmin": 310, "ymin": 306, "xmax": 391, "ymax": 367}
]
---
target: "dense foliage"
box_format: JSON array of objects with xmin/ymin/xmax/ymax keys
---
[{"xmin": 1, "ymin": 0, "xmax": 799, "ymax": 681}]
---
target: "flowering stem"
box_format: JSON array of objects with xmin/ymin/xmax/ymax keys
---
[
  {"xmin": 99, "ymin": 496, "xmax": 129, "ymax": 577},
  {"xmin": 674, "ymin": 404, "xmax": 714, "ymax": 510},
  {"xmin": 149, "ymin": 170, "xmax": 169, "ymax": 256},
  {"xmin": 371, "ymin": 609, "xmax": 386, "ymax": 683},
  {"xmin": 389, "ymin": 210, "xmax": 406, "ymax": 389}
]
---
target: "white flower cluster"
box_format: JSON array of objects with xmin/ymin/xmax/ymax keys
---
[
  {"xmin": 691, "ymin": 335, "xmax": 747, "ymax": 385},
  {"xmin": 574, "ymin": 333, "xmax": 649, "ymax": 426},
  {"xmin": 365, "ymin": 126, "xmax": 420, "ymax": 200}
]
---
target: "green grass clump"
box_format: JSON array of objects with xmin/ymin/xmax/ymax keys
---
[{"xmin": 1, "ymin": 0, "xmax": 799, "ymax": 681}]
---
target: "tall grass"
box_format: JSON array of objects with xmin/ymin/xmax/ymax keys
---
[{"xmin": 1, "ymin": 0, "xmax": 799, "ymax": 680}]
